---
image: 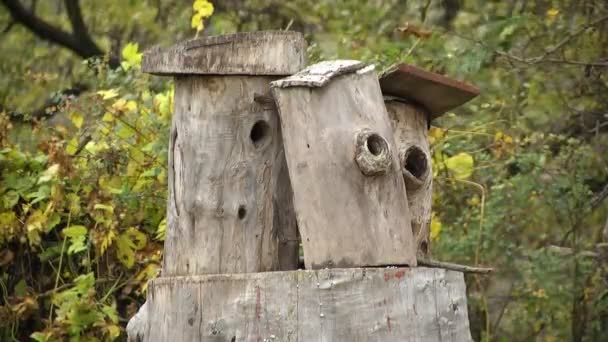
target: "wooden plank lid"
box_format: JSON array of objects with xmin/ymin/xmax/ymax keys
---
[
  {"xmin": 379, "ymin": 63, "xmax": 480, "ymax": 120},
  {"xmin": 142, "ymin": 31, "xmax": 307, "ymax": 76}
]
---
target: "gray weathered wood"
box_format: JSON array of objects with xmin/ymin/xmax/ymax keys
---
[
  {"xmin": 385, "ymin": 100, "xmax": 433, "ymax": 257},
  {"xmin": 274, "ymin": 146, "xmax": 300, "ymax": 270},
  {"xmin": 142, "ymin": 267, "xmax": 472, "ymax": 341},
  {"xmin": 164, "ymin": 75, "xmax": 300, "ymax": 275},
  {"xmin": 142, "ymin": 31, "xmax": 307, "ymax": 75},
  {"xmin": 271, "ymin": 61, "xmax": 417, "ymax": 269}
]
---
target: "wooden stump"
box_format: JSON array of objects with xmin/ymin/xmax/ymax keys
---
[
  {"xmin": 141, "ymin": 267, "xmax": 472, "ymax": 341},
  {"xmin": 385, "ymin": 100, "xmax": 433, "ymax": 258},
  {"xmin": 142, "ymin": 32, "xmax": 307, "ymax": 275},
  {"xmin": 271, "ymin": 61, "xmax": 417, "ymax": 269},
  {"xmin": 379, "ymin": 63, "xmax": 480, "ymax": 257}
]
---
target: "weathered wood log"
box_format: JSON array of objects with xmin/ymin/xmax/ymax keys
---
[
  {"xmin": 271, "ymin": 60, "xmax": 417, "ymax": 269},
  {"xmin": 142, "ymin": 267, "xmax": 472, "ymax": 341},
  {"xmin": 385, "ymin": 99, "xmax": 433, "ymax": 257},
  {"xmin": 143, "ymin": 32, "xmax": 306, "ymax": 276},
  {"xmin": 379, "ymin": 63, "xmax": 480, "ymax": 257},
  {"xmin": 142, "ymin": 31, "xmax": 307, "ymax": 76}
]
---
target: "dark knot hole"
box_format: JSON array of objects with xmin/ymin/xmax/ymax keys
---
[
  {"xmin": 250, "ymin": 120, "xmax": 270, "ymax": 147},
  {"xmin": 404, "ymin": 146, "xmax": 428, "ymax": 180},
  {"xmin": 366, "ymin": 133, "xmax": 387, "ymax": 156}
]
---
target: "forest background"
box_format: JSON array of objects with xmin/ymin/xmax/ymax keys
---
[{"xmin": 1, "ymin": 0, "xmax": 607, "ymax": 341}]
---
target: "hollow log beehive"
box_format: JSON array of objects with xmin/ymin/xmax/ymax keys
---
[{"xmin": 128, "ymin": 31, "xmax": 480, "ymax": 342}]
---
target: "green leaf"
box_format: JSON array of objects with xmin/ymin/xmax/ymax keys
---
[
  {"xmin": 155, "ymin": 218, "xmax": 166, "ymax": 241},
  {"xmin": 63, "ymin": 225, "xmax": 88, "ymax": 254},
  {"xmin": 63, "ymin": 225, "xmax": 87, "ymax": 239},
  {"xmin": 116, "ymin": 233, "xmax": 136, "ymax": 268},
  {"xmin": 125, "ymin": 227, "xmax": 147, "ymax": 250},
  {"xmin": 2, "ymin": 190, "xmax": 19, "ymax": 209},
  {"xmin": 121, "ymin": 42, "xmax": 142, "ymax": 70},
  {"xmin": 14, "ymin": 279, "xmax": 27, "ymax": 296}
]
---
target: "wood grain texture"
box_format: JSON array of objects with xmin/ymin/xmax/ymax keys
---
[
  {"xmin": 271, "ymin": 61, "xmax": 417, "ymax": 269},
  {"xmin": 142, "ymin": 31, "xmax": 307, "ymax": 75},
  {"xmin": 379, "ymin": 63, "xmax": 480, "ymax": 120},
  {"xmin": 385, "ymin": 100, "xmax": 433, "ymax": 258},
  {"xmin": 141, "ymin": 267, "xmax": 472, "ymax": 341},
  {"xmin": 164, "ymin": 75, "xmax": 295, "ymax": 275}
]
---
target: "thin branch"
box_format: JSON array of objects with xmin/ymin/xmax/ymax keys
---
[
  {"xmin": 418, "ymin": 258, "xmax": 495, "ymax": 274},
  {"xmin": 2, "ymin": 0, "xmax": 92, "ymax": 57},
  {"xmin": 1, "ymin": 0, "xmax": 117, "ymax": 67},
  {"xmin": 591, "ymin": 182, "xmax": 608, "ymax": 210},
  {"xmin": 447, "ymin": 14, "xmax": 608, "ymax": 68},
  {"xmin": 547, "ymin": 245, "xmax": 599, "ymax": 258},
  {"xmin": 63, "ymin": 0, "xmax": 100, "ymax": 57},
  {"xmin": 2, "ymin": 20, "xmax": 15, "ymax": 34},
  {"xmin": 532, "ymin": 14, "xmax": 608, "ymax": 63}
]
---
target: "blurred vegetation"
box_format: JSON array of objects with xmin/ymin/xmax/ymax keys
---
[{"xmin": 1, "ymin": 0, "xmax": 607, "ymax": 340}]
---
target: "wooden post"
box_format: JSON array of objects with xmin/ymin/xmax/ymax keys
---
[
  {"xmin": 270, "ymin": 60, "xmax": 417, "ymax": 269},
  {"xmin": 380, "ymin": 64, "xmax": 480, "ymax": 257},
  {"xmin": 141, "ymin": 32, "xmax": 306, "ymax": 275}
]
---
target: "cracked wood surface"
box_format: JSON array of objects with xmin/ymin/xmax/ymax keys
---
[
  {"xmin": 271, "ymin": 61, "xmax": 417, "ymax": 269},
  {"xmin": 141, "ymin": 267, "xmax": 472, "ymax": 341},
  {"xmin": 142, "ymin": 31, "xmax": 307, "ymax": 75}
]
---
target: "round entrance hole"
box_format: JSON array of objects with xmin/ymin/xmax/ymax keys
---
[
  {"xmin": 403, "ymin": 145, "xmax": 428, "ymax": 181},
  {"xmin": 366, "ymin": 133, "xmax": 386, "ymax": 156},
  {"xmin": 250, "ymin": 120, "xmax": 270, "ymax": 148}
]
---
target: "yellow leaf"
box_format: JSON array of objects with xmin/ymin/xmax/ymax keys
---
[
  {"xmin": 546, "ymin": 8, "xmax": 559, "ymax": 20},
  {"xmin": 445, "ymin": 152, "xmax": 474, "ymax": 180},
  {"xmin": 65, "ymin": 137, "xmax": 78, "ymax": 155},
  {"xmin": 191, "ymin": 12, "xmax": 203, "ymax": 29},
  {"xmin": 155, "ymin": 218, "xmax": 166, "ymax": 241},
  {"xmin": 193, "ymin": 0, "xmax": 214, "ymax": 16},
  {"xmin": 97, "ymin": 89, "xmax": 119, "ymax": 100},
  {"xmin": 191, "ymin": 0, "xmax": 214, "ymax": 32},
  {"xmin": 69, "ymin": 112, "xmax": 84, "ymax": 129},
  {"xmin": 430, "ymin": 212, "xmax": 442, "ymax": 241},
  {"xmin": 100, "ymin": 229, "xmax": 116, "ymax": 256},
  {"xmin": 102, "ymin": 112, "xmax": 114, "ymax": 122},
  {"xmin": 428, "ymin": 126, "xmax": 445, "ymax": 145}
]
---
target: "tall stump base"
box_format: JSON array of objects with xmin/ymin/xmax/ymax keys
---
[{"xmin": 141, "ymin": 267, "xmax": 472, "ymax": 341}]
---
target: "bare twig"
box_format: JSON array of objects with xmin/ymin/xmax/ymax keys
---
[
  {"xmin": 591, "ymin": 182, "xmax": 608, "ymax": 210},
  {"xmin": 418, "ymin": 258, "xmax": 494, "ymax": 274},
  {"xmin": 447, "ymin": 14, "xmax": 608, "ymax": 68},
  {"xmin": 547, "ymin": 245, "xmax": 599, "ymax": 258}
]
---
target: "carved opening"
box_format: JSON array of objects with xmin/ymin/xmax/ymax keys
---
[
  {"xmin": 355, "ymin": 130, "xmax": 392, "ymax": 177},
  {"xmin": 420, "ymin": 240, "xmax": 429, "ymax": 256},
  {"xmin": 250, "ymin": 120, "xmax": 270, "ymax": 147},
  {"xmin": 366, "ymin": 133, "xmax": 387, "ymax": 156},
  {"xmin": 403, "ymin": 145, "xmax": 428, "ymax": 181},
  {"xmin": 238, "ymin": 205, "xmax": 247, "ymax": 220}
]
